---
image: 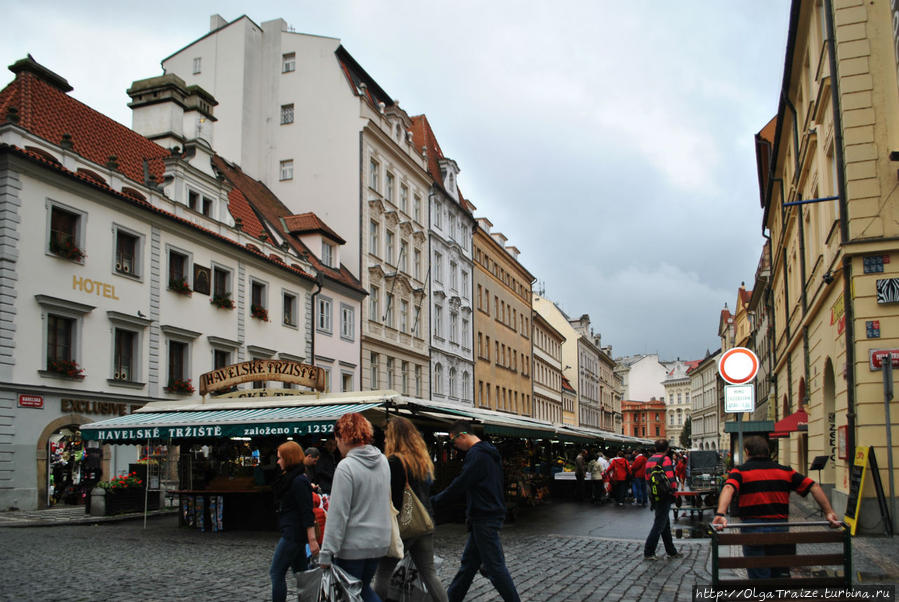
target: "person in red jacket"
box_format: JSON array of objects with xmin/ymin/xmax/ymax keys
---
[
  {"xmin": 630, "ymin": 451, "xmax": 648, "ymax": 507},
  {"xmin": 604, "ymin": 450, "xmax": 630, "ymax": 507},
  {"xmin": 675, "ymin": 454, "xmax": 687, "ymax": 487},
  {"xmin": 643, "ymin": 440, "xmax": 680, "ymax": 560}
]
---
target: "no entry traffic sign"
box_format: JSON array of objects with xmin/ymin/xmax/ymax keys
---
[{"xmin": 718, "ymin": 347, "xmax": 759, "ymax": 384}]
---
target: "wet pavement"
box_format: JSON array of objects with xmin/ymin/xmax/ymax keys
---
[{"xmin": 0, "ymin": 497, "xmax": 895, "ymax": 601}]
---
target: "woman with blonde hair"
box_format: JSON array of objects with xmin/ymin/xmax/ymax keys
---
[
  {"xmin": 373, "ymin": 416, "xmax": 448, "ymax": 602},
  {"xmin": 270, "ymin": 441, "xmax": 318, "ymax": 602},
  {"xmin": 319, "ymin": 412, "xmax": 391, "ymax": 602}
]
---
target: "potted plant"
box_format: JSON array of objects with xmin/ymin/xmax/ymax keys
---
[
  {"xmin": 250, "ymin": 303, "xmax": 269, "ymax": 321},
  {"xmin": 49, "ymin": 237, "xmax": 85, "ymax": 261},
  {"xmin": 210, "ymin": 292, "xmax": 234, "ymax": 309},
  {"xmin": 94, "ymin": 472, "xmax": 159, "ymax": 515},
  {"xmin": 165, "ymin": 378, "xmax": 195, "ymax": 395},
  {"xmin": 168, "ymin": 277, "xmax": 192, "ymax": 296},
  {"xmin": 47, "ymin": 358, "xmax": 85, "ymax": 379}
]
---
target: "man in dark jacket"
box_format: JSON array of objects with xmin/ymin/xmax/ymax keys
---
[
  {"xmin": 643, "ymin": 439, "xmax": 680, "ymax": 560},
  {"xmin": 432, "ymin": 421, "xmax": 520, "ymax": 602}
]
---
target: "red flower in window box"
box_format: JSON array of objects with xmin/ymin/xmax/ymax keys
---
[
  {"xmin": 164, "ymin": 378, "xmax": 195, "ymax": 394},
  {"xmin": 47, "ymin": 358, "xmax": 85, "ymax": 379},
  {"xmin": 210, "ymin": 292, "xmax": 234, "ymax": 309},
  {"xmin": 168, "ymin": 277, "xmax": 192, "ymax": 296},
  {"xmin": 250, "ymin": 304, "xmax": 269, "ymax": 321},
  {"xmin": 49, "ymin": 237, "xmax": 85, "ymax": 261}
]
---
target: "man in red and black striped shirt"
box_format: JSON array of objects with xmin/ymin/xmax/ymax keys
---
[{"xmin": 712, "ymin": 436, "xmax": 840, "ymax": 578}]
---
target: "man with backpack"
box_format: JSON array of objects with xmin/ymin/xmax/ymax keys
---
[{"xmin": 643, "ymin": 439, "xmax": 680, "ymax": 560}]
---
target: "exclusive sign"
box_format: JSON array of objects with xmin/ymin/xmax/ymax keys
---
[{"xmin": 199, "ymin": 360, "xmax": 325, "ymax": 395}]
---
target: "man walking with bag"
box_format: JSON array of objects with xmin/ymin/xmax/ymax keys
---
[
  {"xmin": 431, "ymin": 421, "xmax": 520, "ymax": 602},
  {"xmin": 643, "ymin": 439, "xmax": 680, "ymax": 560}
]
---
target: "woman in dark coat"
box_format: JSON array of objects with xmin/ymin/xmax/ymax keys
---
[
  {"xmin": 372, "ymin": 417, "xmax": 448, "ymax": 602},
  {"xmin": 270, "ymin": 441, "xmax": 319, "ymax": 602}
]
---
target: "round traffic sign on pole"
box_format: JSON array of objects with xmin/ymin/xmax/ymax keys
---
[{"xmin": 718, "ymin": 347, "xmax": 759, "ymax": 384}]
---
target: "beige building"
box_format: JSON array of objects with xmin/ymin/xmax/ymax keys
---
[
  {"xmin": 663, "ymin": 360, "xmax": 700, "ymax": 447},
  {"xmin": 752, "ymin": 0, "xmax": 899, "ymax": 531},
  {"xmin": 532, "ymin": 311, "xmax": 565, "ymax": 424},
  {"xmin": 473, "ymin": 219, "xmax": 533, "ymax": 416},
  {"xmin": 690, "ymin": 350, "xmax": 723, "ymax": 451}
]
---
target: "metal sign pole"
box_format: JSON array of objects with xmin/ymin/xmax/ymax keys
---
[
  {"xmin": 883, "ymin": 360, "xmax": 896, "ymax": 536},
  {"xmin": 737, "ymin": 413, "xmax": 743, "ymax": 466}
]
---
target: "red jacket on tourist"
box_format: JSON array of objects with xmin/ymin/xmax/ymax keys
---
[
  {"xmin": 606, "ymin": 457, "xmax": 630, "ymax": 482},
  {"xmin": 631, "ymin": 454, "xmax": 647, "ymax": 479}
]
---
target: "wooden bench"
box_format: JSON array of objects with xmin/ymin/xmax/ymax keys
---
[{"xmin": 708, "ymin": 520, "xmax": 851, "ymax": 590}]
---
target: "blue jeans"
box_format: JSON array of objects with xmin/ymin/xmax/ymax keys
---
[
  {"xmin": 632, "ymin": 477, "xmax": 647, "ymax": 505},
  {"xmin": 644, "ymin": 498, "xmax": 677, "ymax": 557},
  {"xmin": 336, "ymin": 557, "xmax": 382, "ymax": 602},
  {"xmin": 741, "ymin": 519, "xmax": 793, "ymax": 579},
  {"xmin": 270, "ymin": 536, "xmax": 308, "ymax": 602},
  {"xmin": 448, "ymin": 518, "xmax": 520, "ymax": 602}
]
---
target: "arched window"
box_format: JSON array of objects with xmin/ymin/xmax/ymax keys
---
[
  {"xmin": 461, "ymin": 371, "xmax": 470, "ymax": 401},
  {"xmin": 449, "ymin": 367, "xmax": 457, "ymax": 398},
  {"xmin": 434, "ymin": 363, "xmax": 443, "ymax": 395}
]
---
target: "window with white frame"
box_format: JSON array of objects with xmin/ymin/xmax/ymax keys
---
[
  {"xmin": 369, "ymin": 220, "xmax": 379, "ymax": 256},
  {"xmin": 399, "ymin": 240, "xmax": 408, "ymax": 273},
  {"xmin": 212, "ymin": 265, "xmax": 231, "ymax": 300},
  {"xmin": 415, "ymin": 365, "xmax": 422, "ymax": 397},
  {"xmin": 449, "ymin": 367, "xmax": 457, "ymax": 398},
  {"xmin": 434, "ymin": 363, "xmax": 443, "ymax": 395},
  {"xmin": 46, "ymin": 314, "xmax": 76, "ymax": 371},
  {"xmin": 283, "ymin": 291, "xmax": 297, "ymax": 327},
  {"xmin": 385, "ymin": 172, "xmax": 395, "ymax": 203},
  {"xmin": 462, "ymin": 371, "xmax": 470, "ymax": 401},
  {"xmin": 449, "ymin": 215, "xmax": 456, "ymax": 240},
  {"xmin": 192, "ymin": 57, "xmax": 202, "ymax": 74},
  {"xmin": 462, "ymin": 318, "xmax": 469, "ymax": 348},
  {"xmin": 369, "ymin": 158, "xmax": 379, "ymax": 191},
  {"xmin": 282, "ymin": 52, "xmax": 296, "ymax": 73},
  {"xmin": 251, "ymin": 280, "xmax": 267, "ymax": 313},
  {"xmin": 280, "ymin": 103, "xmax": 294, "ymax": 125},
  {"xmin": 167, "ymin": 247, "xmax": 191, "ymax": 291},
  {"xmin": 400, "ymin": 184, "xmax": 408, "ymax": 213},
  {"xmin": 461, "ymin": 271, "xmax": 469, "ymax": 298},
  {"xmin": 412, "ymin": 306, "xmax": 421, "ymax": 338},
  {"xmin": 462, "ymin": 226, "xmax": 469, "ymax": 250},
  {"xmin": 386, "ymin": 230, "xmax": 395, "ymax": 265},
  {"xmin": 342, "ymin": 372, "xmax": 354, "ymax": 392},
  {"xmin": 112, "ymin": 328, "xmax": 137, "ymax": 382},
  {"xmin": 279, "ymin": 159, "xmax": 294, "ymax": 180},
  {"xmin": 370, "ymin": 286, "xmax": 379, "ymax": 322},
  {"xmin": 321, "ymin": 241, "xmax": 335, "ymax": 267},
  {"xmin": 317, "ymin": 296, "xmax": 333, "ymax": 333},
  {"xmin": 167, "ymin": 339, "xmax": 190, "ymax": 388},
  {"xmin": 386, "ymin": 357, "xmax": 395, "ymax": 389},
  {"xmin": 434, "ymin": 304, "xmax": 443, "ymax": 338},
  {"xmin": 450, "ymin": 311, "xmax": 458, "ymax": 344},
  {"xmin": 414, "ymin": 249, "xmax": 421, "ymax": 280},
  {"xmin": 434, "ymin": 200, "xmax": 443, "ymax": 228},
  {"xmin": 370, "ymin": 352, "xmax": 379, "ymax": 389},
  {"xmin": 414, "ymin": 195, "xmax": 421, "ymax": 223},
  {"xmin": 400, "ymin": 299, "xmax": 408, "ymax": 333},
  {"xmin": 401, "ymin": 361, "xmax": 409, "ymax": 394},
  {"xmin": 187, "ymin": 189, "xmax": 199, "ymax": 211},
  {"xmin": 48, "ymin": 202, "xmax": 85, "ymax": 262},
  {"xmin": 450, "ymin": 261, "xmax": 457, "ymax": 290},
  {"xmin": 340, "ymin": 304, "xmax": 354, "ymax": 340},
  {"xmin": 201, "ymin": 195, "xmax": 214, "ymax": 217},
  {"xmin": 385, "ymin": 293, "xmax": 395, "ymax": 328},
  {"xmin": 434, "ymin": 251, "xmax": 442, "ymax": 282},
  {"xmin": 113, "ymin": 226, "xmax": 141, "ymax": 277}
]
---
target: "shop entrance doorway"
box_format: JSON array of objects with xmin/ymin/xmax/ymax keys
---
[{"xmin": 47, "ymin": 426, "xmax": 102, "ymax": 507}]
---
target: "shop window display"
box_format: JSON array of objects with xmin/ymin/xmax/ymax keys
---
[{"xmin": 48, "ymin": 428, "xmax": 101, "ymax": 506}]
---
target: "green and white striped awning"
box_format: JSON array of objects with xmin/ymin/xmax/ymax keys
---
[{"xmin": 81, "ymin": 402, "xmax": 385, "ymax": 442}]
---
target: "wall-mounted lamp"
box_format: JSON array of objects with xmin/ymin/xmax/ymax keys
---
[{"xmin": 822, "ymin": 271, "xmax": 834, "ymax": 285}]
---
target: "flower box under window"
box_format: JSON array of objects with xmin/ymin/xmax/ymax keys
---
[
  {"xmin": 210, "ymin": 292, "xmax": 234, "ymax": 309},
  {"xmin": 250, "ymin": 304, "xmax": 269, "ymax": 321},
  {"xmin": 49, "ymin": 237, "xmax": 85, "ymax": 261},
  {"xmin": 165, "ymin": 378, "xmax": 194, "ymax": 394},
  {"xmin": 169, "ymin": 277, "xmax": 192, "ymax": 296},
  {"xmin": 47, "ymin": 358, "xmax": 84, "ymax": 379}
]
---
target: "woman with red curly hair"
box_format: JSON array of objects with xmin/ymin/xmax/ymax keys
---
[{"xmin": 319, "ymin": 413, "xmax": 391, "ymax": 602}]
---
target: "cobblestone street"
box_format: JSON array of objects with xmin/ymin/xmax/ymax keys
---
[{"xmin": 1, "ymin": 499, "xmax": 895, "ymax": 601}]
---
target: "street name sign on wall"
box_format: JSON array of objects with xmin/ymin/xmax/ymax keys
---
[
  {"xmin": 718, "ymin": 347, "xmax": 759, "ymax": 384},
  {"xmin": 724, "ymin": 384, "xmax": 755, "ymax": 413},
  {"xmin": 869, "ymin": 349, "xmax": 899, "ymax": 370}
]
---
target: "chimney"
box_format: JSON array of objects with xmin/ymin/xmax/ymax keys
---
[
  {"xmin": 210, "ymin": 14, "xmax": 227, "ymax": 31},
  {"xmin": 128, "ymin": 74, "xmax": 218, "ymax": 149}
]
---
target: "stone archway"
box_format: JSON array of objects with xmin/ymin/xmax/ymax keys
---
[{"xmin": 36, "ymin": 414, "xmax": 103, "ymax": 509}]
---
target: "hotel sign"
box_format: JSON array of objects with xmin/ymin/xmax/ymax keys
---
[{"xmin": 199, "ymin": 360, "xmax": 325, "ymax": 395}]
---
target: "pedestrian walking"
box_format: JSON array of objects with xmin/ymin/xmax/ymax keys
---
[
  {"xmin": 589, "ymin": 452, "xmax": 607, "ymax": 503},
  {"xmin": 373, "ymin": 416, "xmax": 448, "ymax": 602},
  {"xmin": 575, "ymin": 449, "xmax": 588, "ymax": 502},
  {"xmin": 314, "ymin": 437, "xmax": 340, "ymax": 494},
  {"xmin": 319, "ymin": 413, "xmax": 391, "ymax": 602},
  {"xmin": 643, "ymin": 439, "xmax": 680, "ymax": 560},
  {"xmin": 270, "ymin": 441, "xmax": 319, "ymax": 602},
  {"xmin": 630, "ymin": 450, "xmax": 648, "ymax": 507},
  {"xmin": 431, "ymin": 421, "xmax": 520, "ymax": 602},
  {"xmin": 605, "ymin": 450, "xmax": 630, "ymax": 507},
  {"xmin": 675, "ymin": 453, "xmax": 687, "ymax": 488},
  {"xmin": 712, "ymin": 436, "xmax": 840, "ymax": 579},
  {"xmin": 303, "ymin": 447, "xmax": 320, "ymax": 485}
]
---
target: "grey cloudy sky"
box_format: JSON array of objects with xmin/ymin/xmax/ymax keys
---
[{"xmin": 3, "ymin": 2, "xmax": 791, "ymax": 361}]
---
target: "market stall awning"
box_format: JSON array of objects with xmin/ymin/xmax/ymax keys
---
[
  {"xmin": 401, "ymin": 400, "xmax": 559, "ymax": 440},
  {"xmin": 770, "ymin": 407, "xmax": 808, "ymax": 438},
  {"xmin": 81, "ymin": 402, "xmax": 386, "ymax": 442}
]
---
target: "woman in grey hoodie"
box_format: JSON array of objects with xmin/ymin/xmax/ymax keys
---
[{"xmin": 319, "ymin": 413, "xmax": 391, "ymax": 602}]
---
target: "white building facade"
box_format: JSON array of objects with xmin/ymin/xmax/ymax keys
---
[{"xmin": 690, "ymin": 351, "xmax": 723, "ymax": 451}]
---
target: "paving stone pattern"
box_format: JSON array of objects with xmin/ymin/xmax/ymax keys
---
[{"xmin": 0, "ymin": 517, "xmax": 708, "ymax": 602}]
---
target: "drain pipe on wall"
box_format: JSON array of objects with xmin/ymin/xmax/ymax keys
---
[{"xmin": 824, "ymin": 0, "xmax": 856, "ymax": 455}]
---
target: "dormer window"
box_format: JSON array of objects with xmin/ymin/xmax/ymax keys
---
[{"xmin": 322, "ymin": 241, "xmax": 335, "ymax": 267}]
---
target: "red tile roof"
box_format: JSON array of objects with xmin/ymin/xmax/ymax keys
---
[
  {"xmin": 410, "ymin": 114, "xmax": 475, "ymax": 215},
  {"xmin": 212, "ymin": 156, "xmax": 364, "ymax": 295},
  {"xmin": 1, "ymin": 57, "xmax": 169, "ymax": 186},
  {"xmin": 283, "ymin": 212, "xmax": 346, "ymax": 244}
]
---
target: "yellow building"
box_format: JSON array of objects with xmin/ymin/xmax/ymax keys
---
[
  {"xmin": 473, "ymin": 218, "xmax": 534, "ymax": 416},
  {"xmin": 756, "ymin": 0, "xmax": 899, "ymax": 532}
]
